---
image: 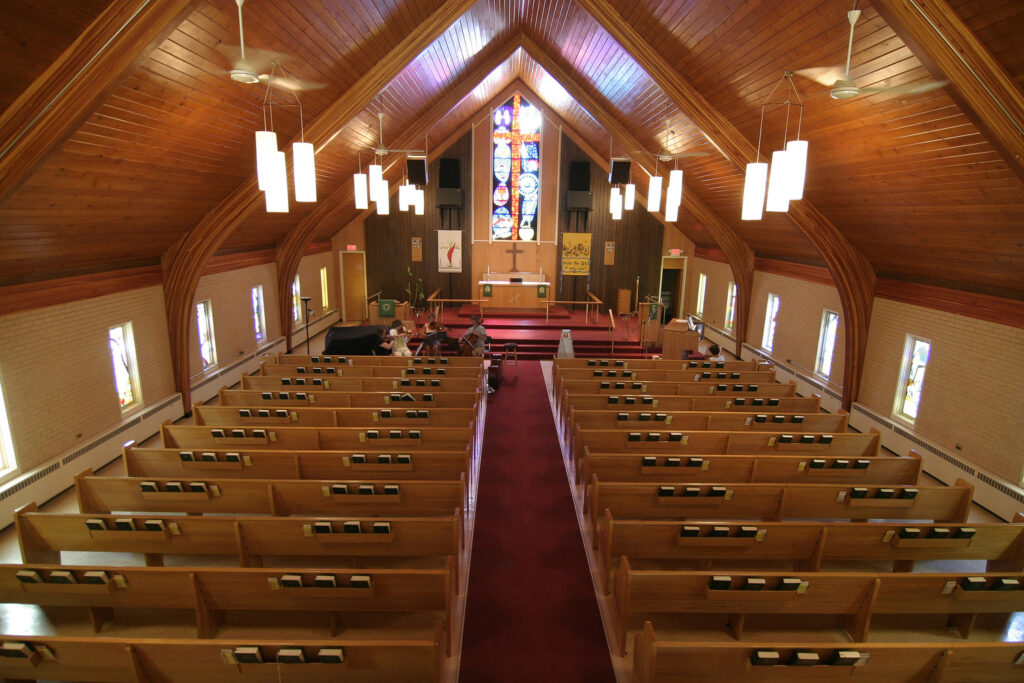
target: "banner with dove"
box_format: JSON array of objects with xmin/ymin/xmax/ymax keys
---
[{"xmin": 438, "ymin": 230, "xmax": 463, "ymax": 273}]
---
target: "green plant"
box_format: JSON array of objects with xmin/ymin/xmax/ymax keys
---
[{"xmin": 405, "ymin": 266, "xmax": 426, "ymax": 313}]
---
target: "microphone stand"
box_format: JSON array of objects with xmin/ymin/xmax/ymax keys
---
[{"xmin": 300, "ymin": 296, "xmax": 313, "ymax": 355}]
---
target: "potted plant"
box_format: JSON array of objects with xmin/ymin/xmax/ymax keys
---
[{"xmin": 405, "ymin": 266, "xmax": 426, "ymax": 319}]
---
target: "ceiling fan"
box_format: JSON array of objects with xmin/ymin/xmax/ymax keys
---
[
  {"xmin": 220, "ymin": 0, "xmax": 323, "ymax": 91},
  {"xmin": 796, "ymin": 6, "xmax": 947, "ymax": 99}
]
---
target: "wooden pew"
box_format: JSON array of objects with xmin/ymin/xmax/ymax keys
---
[
  {"xmin": 0, "ymin": 631, "xmax": 444, "ymax": 682},
  {"xmin": 0, "ymin": 561, "xmax": 454, "ymax": 651},
  {"xmin": 73, "ymin": 470, "xmax": 467, "ymax": 521},
  {"xmin": 123, "ymin": 445, "xmax": 473, "ymax": 483},
  {"xmin": 613, "ymin": 557, "xmax": 1024, "ymax": 654},
  {"xmin": 581, "ymin": 449, "xmax": 922, "ymax": 488},
  {"xmin": 218, "ymin": 388, "xmax": 480, "ymax": 409},
  {"xmin": 570, "ymin": 429, "xmax": 880, "ymax": 481},
  {"xmin": 268, "ymin": 352, "xmax": 483, "ymax": 367},
  {"xmin": 596, "ymin": 511, "xmax": 1024, "ymax": 591},
  {"xmin": 631, "ymin": 623, "xmax": 1024, "ymax": 683},
  {"xmin": 258, "ymin": 363, "xmax": 484, "ymax": 378},
  {"xmin": 15, "ymin": 504, "xmax": 462, "ymax": 583},
  {"xmin": 556, "ymin": 367, "xmax": 777, "ymax": 385},
  {"xmin": 587, "ymin": 476, "xmax": 973, "ymax": 532},
  {"xmin": 160, "ymin": 423, "xmax": 474, "ymax": 452},
  {"xmin": 241, "ymin": 374, "xmax": 482, "ymax": 394},
  {"xmin": 193, "ymin": 403, "xmax": 477, "ymax": 429},
  {"xmin": 553, "ymin": 358, "xmax": 768, "ymax": 371}
]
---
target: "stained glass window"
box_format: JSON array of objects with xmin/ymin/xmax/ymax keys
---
[
  {"xmin": 251, "ymin": 286, "xmax": 266, "ymax": 342},
  {"xmin": 109, "ymin": 323, "xmax": 141, "ymax": 411},
  {"xmin": 895, "ymin": 335, "xmax": 930, "ymax": 422},
  {"xmin": 492, "ymin": 93, "xmax": 541, "ymax": 241}
]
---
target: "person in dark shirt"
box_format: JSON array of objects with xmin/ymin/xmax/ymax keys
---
[{"xmin": 372, "ymin": 326, "xmax": 395, "ymax": 356}]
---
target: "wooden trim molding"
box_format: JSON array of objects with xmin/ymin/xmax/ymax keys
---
[
  {"xmin": 754, "ymin": 258, "xmax": 834, "ymax": 287},
  {"xmin": 0, "ymin": 266, "xmax": 162, "ymax": 316},
  {"xmin": 875, "ymin": 279, "xmax": 1024, "ymax": 330},
  {"xmin": 202, "ymin": 250, "xmax": 276, "ymax": 277}
]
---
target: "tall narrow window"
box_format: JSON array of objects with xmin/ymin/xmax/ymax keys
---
[
  {"xmin": 724, "ymin": 282, "xmax": 737, "ymax": 330},
  {"xmin": 815, "ymin": 310, "xmax": 840, "ymax": 377},
  {"xmin": 292, "ymin": 275, "xmax": 301, "ymax": 322},
  {"xmin": 695, "ymin": 273, "xmax": 707, "ymax": 317},
  {"xmin": 196, "ymin": 300, "xmax": 217, "ymax": 369},
  {"xmin": 894, "ymin": 335, "xmax": 930, "ymax": 422},
  {"xmin": 491, "ymin": 92, "xmax": 541, "ymax": 241},
  {"xmin": 0, "ymin": 376, "xmax": 16, "ymax": 475},
  {"xmin": 761, "ymin": 293, "xmax": 781, "ymax": 351},
  {"xmin": 251, "ymin": 286, "xmax": 266, "ymax": 342},
  {"xmin": 319, "ymin": 267, "xmax": 329, "ymax": 309},
  {"xmin": 109, "ymin": 323, "xmax": 142, "ymax": 412}
]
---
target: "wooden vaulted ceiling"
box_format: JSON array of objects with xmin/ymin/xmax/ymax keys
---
[{"xmin": 1, "ymin": 0, "xmax": 1022, "ymax": 301}]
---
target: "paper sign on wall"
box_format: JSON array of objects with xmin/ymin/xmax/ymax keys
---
[
  {"xmin": 604, "ymin": 240, "xmax": 615, "ymax": 266},
  {"xmin": 411, "ymin": 237, "xmax": 422, "ymax": 262},
  {"xmin": 438, "ymin": 230, "xmax": 462, "ymax": 273},
  {"xmin": 561, "ymin": 232, "xmax": 592, "ymax": 276}
]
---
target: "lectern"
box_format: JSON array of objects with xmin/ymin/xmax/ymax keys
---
[{"xmin": 661, "ymin": 319, "xmax": 700, "ymax": 359}]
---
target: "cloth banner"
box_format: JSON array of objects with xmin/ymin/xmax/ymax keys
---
[
  {"xmin": 561, "ymin": 233, "xmax": 592, "ymax": 276},
  {"xmin": 378, "ymin": 299, "xmax": 396, "ymax": 318},
  {"xmin": 437, "ymin": 230, "xmax": 463, "ymax": 273}
]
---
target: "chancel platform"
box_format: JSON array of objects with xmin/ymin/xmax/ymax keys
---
[{"xmin": 478, "ymin": 273, "xmax": 550, "ymax": 309}]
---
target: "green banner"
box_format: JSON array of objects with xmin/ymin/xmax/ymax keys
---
[
  {"xmin": 537, "ymin": 284, "xmax": 548, "ymax": 298},
  {"xmin": 378, "ymin": 299, "xmax": 396, "ymax": 318},
  {"xmin": 483, "ymin": 284, "xmax": 493, "ymax": 297}
]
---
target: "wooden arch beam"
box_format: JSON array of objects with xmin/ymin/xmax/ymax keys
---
[
  {"xmin": 576, "ymin": 0, "xmax": 875, "ymax": 410},
  {"xmin": 0, "ymin": 0, "xmax": 200, "ymax": 205},
  {"xmin": 519, "ymin": 32, "xmax": 755, "ymax": 358},
  {"xmin": 274, "ymin": 35, "xmax": 522, "ymax": 347},
  {"xmin": 873, "ymin": 0, "xmax": 1024, "ymax": 181},
  {"xmin": 162, "ymin": 0, "xmax": 475, "ymax": 407}
]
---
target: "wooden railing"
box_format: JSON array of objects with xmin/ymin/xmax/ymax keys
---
[
  {"xmin": 425, "ymin": 290, "xmax": 488, "ymax": 323},
  {"xmin": 608, "ymin": 308, "xmax": 616, "ymax": 355},
  {"xmin": 426, "ymin": 289, "xmax": 603, "ymax": 324}
]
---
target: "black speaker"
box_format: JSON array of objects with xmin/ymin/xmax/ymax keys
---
[
  {"xmin": 565, "ymin": 191, "xmax": 592, "ymax": 211},
  {"xmin": 438, "ymin": 158, "xmax": 461, "ymax": 188},
  {"xmin": 436, "ymin": 188, "xmax": 463, "ymax": 208},
  {"xmin": 568, "ymin": 161, "xmax": 591, "ymax": 191},
  {"xmin": 609, "ymin": 159, "xmax": 631, "ymax": 184},
  {"xmin": 406, "ymin": 157, "xmax": 428, "ymax": 186}
]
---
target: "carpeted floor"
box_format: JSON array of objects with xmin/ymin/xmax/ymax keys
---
[{"xmin": 459, "ymin": 360, "xmax": 616, "ymax": 682}]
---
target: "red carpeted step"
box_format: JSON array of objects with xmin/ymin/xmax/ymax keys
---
[{"xmin": 460, "ymin": 361, "xmax": 615, "ymax": 681}]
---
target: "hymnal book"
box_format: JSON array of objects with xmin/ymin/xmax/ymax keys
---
[
  {"xmin": 751, "ymin": 650, "xmax": 780, "ymax": 666},
  {"xmin": 140, "ymin": 481, "xmax": 158, "ymax": 492},
  {"xmin": 422, "ymin": 394, "xmax": 434, "ymax": 401},
  {"xmin": 366, "ymin": 430, "xmax": 379, "ymax": 439},
  {"xmin": 358, "ymin": 485, "xmax": 375, "ymax": 495},
  {"xmin": 233, "ymin": 647, "xmax": 263, "ymax": 663},
  {"xmin": 638, "ymin": 413, "xmax": 651, "ymax": 421},
  {"xmin": 389, "ymin": 430, "xmax": 402, "ymax": 439},
  {"xmin": 252, "ymin": 429, "xmax": 267, "ymax": 439},
  {"xmin": 256, "ymin": 409, "xmax": 270, "ymax": 419},
  {"xmin": 790, "ymin": 652, "xmax": 819, "ymax": 665},
  {"xmin": 144, "ymin": 519, "xmax": 165, "ymax": 532},
  {"xmin": 778, "ymin": 577, "xmax": 802, "ymax": 591},
  {"xmin": 743, "ymin": 577, "xmax": 766, "ymax": 591},
  {"xmin": 313, "ymin": 521, "xmax": 334, "ymax": 534},
  {"xmin": 383, "ymin": 485, "xmax": 399, "ymax": 495},
  {"xmin": 710, "ymin": 526, "xmax": 730, "ymax": 537},
  {"xmin": 607, "ymin": 396, "xmax": 619, "ymax": 404},
  {"xmin": 275, "ymin": 410, "xmax": 288, "ymax": 418},
  {"xmin": 350, "ymin": 575, "xmax": 372, "ymax": 589},
  {"xmin": 0, "ymin": 642, "xmax": 32, "ymax": 658},
  {"xmin": 898, "ymin": 527, "xmax": 920, "ymax": 539},
  {"xmin": 231, "ymin": 429, "xmax": 245, "ymax": 438},
  {"xmin": 641, "ymin": 456, "xmax": 656, "ymax": 467},
  {"xmin": 791, "ymin": 415, "xmax": 804, "ymax": 423},
  {"xmin": 850, "ymin": 487, "xmax": 868, "ymax": 499},
  {"xmin": 200, "ymin": 452, "xmax": 217, "ymax": 462},
  {"xmin": 312, "ymin": 367, "xmax": 322, "ymax": 374},
  {"xmin": 778, "ymin": 434, "xmax": 793, "ymax": 444},
  {"xmin": 408, "ymin": 430, "xmax": 421, "ymax": 439},
  {"xmin": 854, "ymin": 459, "xmax": 870, "ymax": 469},
  {"xmin": 311, "ymin": 357, "xmax": 320, "ymax": 363},
  {"xmin": 668, "ymin": 432, "xmax": 683, "ymax": 442},
  {"xmin": 701, "ymin": 372, "xmax": 711, "ymax": 379},
  {"xmin": 752, "ymin": 398, "xmax": 764, "ymax": 406},
  {"xmin": 600, "ymin": 382, "xmax": 610, "ymax": 389},
  {"xmin": 733, "ymin": 398, "xmax": 746, "ymax": 406},
  {"xmin": 709, "ymin": 576, "xmax": 731, "ymax": 590},
  {"xmin": 280, "ymin": 574, "xmax": 303, "ymax": 588},
  {"xmin": 430, "ymin": 379, "xmax": 441, "ymax": 386},
  {"xmin": 189, "ymin": 481, "xmax": 207, "ymax": 493},
  {"xmin": 179, "ymin": 451, "xmax": 194, "ymax": 462},
  {"xmin": 397, "ymin": 454, "xmax": 412, "ymax": 464},
  {"xmin": 351, "ymin": 454, "xmax": 366, "ymax": 463},
  {"xmin": 899, "ymin": 488, "xmax": 918, "ymax": 499},
  {"xmin": 876, "ymin": 488, "xmax": 895, "ymax": 499},
  {"xmin": 830, "ymin": 650, "xmax": 861, "ymax": 666},
  {"xmin": 716, "ymin": 372, "xmax": 727, "ymax": 379},
  {"xmin": 587, "ymin": 360, "xmax": 597, "ymax": 366},
  {"xmin": 617, "ymin": 412, "xmax": 628, "ymax": 421},
  {"xmin": 642, "ymin": 396, "xmax": 654, "ymax": 405},
  {"xmin": 331, "ymin": 484, "xmax": 349, "ymax": 495},
  {"xmin": 657, "ymin": 486, "xmax": 675, "ymax": 497},
  {"xmin": 800, "ymin": 434, "xmax": 815, "ymax": 443},
  {"xmin": 314, "ymin": 575, "xmax": 336, "ymax": 588},
  {"xmin": 709, "ymin": 486, "xmax": 727, "ymax": 497},
  {"xmin": 296, "ymin": 367, "xmax": 306, "ymax": 373},
  {"xmin": 390, "ymin": 393, "xmax": 402, "ymax": 401},
  {"xmin": 225, "ymin": 452, "xmax": 241, "ymax": 463},
  {"xmin": 754, "ymin": 415, "xmax": 767, "ymax": 423},
  {"xmin": 686, "ymin": 457, "xmax": 703, "ymax": 467},
  {"xmin": 809, "ymin": 459, "xmax": 826, "ymax": 469},
  {"xmin": 832, "ymin": 459, "xmax": 849, "ymax": 469},
  {"xmin": 49, "ymin": 570, "xmax": 77, "ymax": 584},
  {"xmin": 747, "ymin": 385, "xmax": 759, "ymax": 392},
  {"xmin": 665, "ymin": 457, "xmax": 681, "ymax": 467},
  {"xmin": 114, "ymin": 519, "xmax": 135, "ymax": 531},
  {"xmin": 15, "ymin": 570, "xmax": 41, "ymax": 583},
  {"xmin": 402, "ymin": 393, "xmax": 417, "ymax": 401},
  {"xmin": 960, "ymin": 576, "xmax": 986, "ymax": 591},
  {"xmin": 85, "ymin": 518, "xmax": 107, "ymax": 531},
  {"xmin": 624, "ymin": 397, "xmax": 636, "ymax": 404},
  {"xmin": 82, "ymin": 571, "xmax": 109, "ymax": 585},
  {"xmin": 645, "ymin": 432, "xmax": 658, "ymax": 441},
  {"xmin": 210, "ymin": 429, "xmax": 226, "ymax": 438},
  {"xmin": 771, "ymin": 415, "xmax": 785, "ymax": 423},
  {"xmin": 655, "ymin": 413, "xmax": 667, "ymax": 422},
  {"xmin": 373, "ymin": 521, "xmax": 391, "ymax": 534},
  {"xmin": 768, "ymin": 398, "xmax": 780, "ymax": 406},
  {"xmin": 737, "ymin": 526, "xmax": 758, "ymax": 538},
  {"xmin": 238, "ymin": 409, "xmax": 251, "ymax": 418},
  {"xmin": 929, "ymin": 527, "xmax": 951, "ymax": 539},
  {"xmin": 819, "ymin": 434, "xmax": 834, "ymax": 444},
  {"xmin": 261, "ymin": 392, "xmax": 273, "ymax": 400},
  {"xmin": 627, "ymin": 432, "xmax": 641, "ymax": 442},
  {"xmin": 278, "ymin": 392, "xmax": 289, "ymax": 400},
  {"xmin": 680, "ymin": 526, "xmax": 700, "ymax": 537},
  {"xmin": 994, "ymin": 578, "xmax": 1020, "ymax": 590},
  {"xmin": 377, "ymin": 454, "xmax": 392, "ymax": 464},
  {"xmin": 955, "ymin": 527, "xmax": 976, "ymax": 539},
  {"xmin": 400, "ymin": 379, "xmax": 411, "ymax": 386},
  {"xmin": 682, "ymin": 487, "xmax": 700, "ymax": 497},
  {"xmin": 342, "ymin": 521, "xmax": 361, "ymax": 534},
  {"xmin": 417, "ymin": 410, "xmax": 429, "ymax": 418},
  {"xmin": 281, "ymin": 378, "xmax": 292, "ymax": 385}
]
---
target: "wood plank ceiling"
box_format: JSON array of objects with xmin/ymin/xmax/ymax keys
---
[{"xmin": 0, "ymin": 0, "xmax": 1021, "ymax": 300}]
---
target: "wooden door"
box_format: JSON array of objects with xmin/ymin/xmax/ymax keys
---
[{"xmin": 341, "ymin": 251, "xmax": 367, "ymax": 323}]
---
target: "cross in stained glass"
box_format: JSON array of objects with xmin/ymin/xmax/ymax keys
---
[{"xmin": 492, "ymin": 93, "xmax": 541, "ymax": 241}]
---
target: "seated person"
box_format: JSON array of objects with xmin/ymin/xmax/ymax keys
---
[
  {"xmin": 460, "ymin": 314, "xmax": 487, "ymax": 357},
  {"xmin": 421, "ymin": 313, "xmax": 446, "ymax": 356},
  {"xmin": 390, "ymin": 319, "xmax": 413, "ymax": 357},
  {"xmin": 371, "ymin": 326, "xmax": 395, "ymax": 356},
  {"xmin": 705, "ymin": 344, "xmax": 726, "ymax": 362}
]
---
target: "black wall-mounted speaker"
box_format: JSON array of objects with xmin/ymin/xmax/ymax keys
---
[
  {"xmin": 436, "ymin": 188, "xmax": 463, "ymax": 208},
  {"xmin": 568, "ymin": 161, "xmax": 591, "ymax": 191},
  {"xmin": 438, "ymin": 158, "xmax": 461, "ymax": 188},
  {"xmin": 565, "ymin": 191, "xmax": 593, "ymax": 211},
  {"xmin": 609, "ymin": 159, "xmax": 631, "ymax": 184},
  {"xmin": 406, "ymin": 157, "xmax": 428, "ymax": 186}
]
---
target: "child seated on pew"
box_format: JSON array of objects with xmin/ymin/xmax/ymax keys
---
[
  {"xmin": 372, "ymin": 327, "xmax": 395, "ymax": 356},
  {"xmin": 705, "ymin": 344, "xmax": 726, "ymax": 362}
]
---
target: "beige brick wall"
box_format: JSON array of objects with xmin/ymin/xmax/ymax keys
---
[
  {"xmin": 684, "ymin": 258, "xmax": 738, "ymax": 333},
  {"xmin": 0, "ymin": 286, "xmax": 175, "ymax": 472},
  {"xmin": 749, "ymin": 271, "xmax": 846, "ymax": 383},
  {"xmin": 296, "ymin": 251, "xmax": 340, "ymax": 323},
  {"xmin": 189, "ymin": 263, "xmax": 281, "ymax": 378},
  {"xmin": 860, "ymin": 298, "xmax": 1024, "ymax": 484}
]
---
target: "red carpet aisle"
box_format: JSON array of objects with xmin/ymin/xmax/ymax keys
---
[{"xmin": 459, "ymin": 361, "xmax": 616, "ymax": 682}]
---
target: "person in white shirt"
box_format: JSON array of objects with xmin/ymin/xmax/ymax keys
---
[{"xmin": 705, "ymin": 344, "xmax": 726, "ymax": 362}]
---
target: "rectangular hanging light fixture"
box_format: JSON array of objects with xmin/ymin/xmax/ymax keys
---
[
  {"xmin": 647, "ymin": 175, "xmax": 662, "ymax": 213},
  {"xmin": 742, "ymin": 162, "xmax": 769, "ymax": 220},
  {"xmin": 265, "ymin": 151, "xmax": 289, "ymax": 213},
  {"xmin": 255, "ymin": 131, "xmax": 278, "ymax": 191},
  {"xmin": 368, "ymin": 164, "xmax": 383, "ymax": 203},
  {"xmin": 664, "ymin": 199, "xmax": 679, "ymax": 222},
  {"xmin": 666, "ymin": 169, "xmax": 683, "ymax": 208},
  {"xmin": 375, "ymin": 179, "xmax": 390, "ymax": 215},
  {"xmin": 765, "ymin": 149, "xmax": 793, "ymax": 212},
  {"xmin": 413, "ymin": 188, "xmax": 425, "ymax": 216},
  {"xmin": 623, "ymin": 183, "xmax": 636, "ymax": 211},
  {"xmin": 785, "ymin": 139, "xmax": 808, "ymax": 200},
  {"xmin": 353, "ymin": 173, "xmax": 368, "ymax": 210},
  {"xmin": 292, "ymin": 142, "xmax": 316, "ymax": 202},
  {"xmin": 610, "ymin": 187, "xmax": 623, "ymax": 220}
]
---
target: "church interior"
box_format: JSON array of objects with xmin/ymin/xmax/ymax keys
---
[{"xmin": 0, "ymin": 0, "xmax": 1022, "ymax": 680}]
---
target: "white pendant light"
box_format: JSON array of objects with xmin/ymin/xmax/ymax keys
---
[
  {"xmin": 664, "ymin": 199, "xmax": 679, "ymax": 222},
  {"xmin": 742, "ymin": 162, "xmax": 769, "ymax": 220},
  {"xmin": 255, "ymin": 131, "xmax": 278, "ymax": 191},
  {"xmin": 765, "ymin": 149, "xmax": 793, "ymax": 212},
  {"xmin": 666, "ymin": 169, "xmax": 683, "ymax": 208},
  {"xmin": 647, "ymin": 175, "xmax": 663, "ymax": 213},
  {"xmin": 623, "ymin": 183, "xmax": 636, "ymax": 211},
  {"xmin": 398, "ymin": 183, "xmax": 410, "ymax": 211},
  {"xmin": 610, "ymin": 187, "xmax": 623, "ymax": 220},
  {"xmin": 353, "ymin": 173, "xmax": 368, "ymax": 210},
  {"xmin": 785, "ymin": 139, "xmax": 808, "ymax": 200},
  {"xmin": 292, "ymin": 142, "xmax": 316, "ymax": 202},
  {"xmin": 368, "ymin": 164, "xmax": 383, "ymax": 203},
  {"xmin": 376, "ymin": 179, "xmax": 390, "ymax": 215},
  {"xmin": 264, "ymin": 150, "xmax": 289, "ymax": 213},
  {"xmin": 413, "ymin": 188, "xmax": 424, "ymax": 216}
]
